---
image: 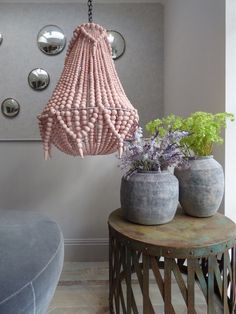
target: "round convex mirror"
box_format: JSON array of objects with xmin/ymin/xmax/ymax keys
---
[
  {"xmin": 107, "ymin": 30, "xmax": 126, "ymax": 60},
  {"xmin": 37, "ymin": 25, "xmax": 66, "ymax": 55},
  {"xmin": 28, "ymin": 68, "xmax": 50, "ymax": 91},
  {"xmin": 1, "ymin": 98, "xmax": 20, "ymax": 118},
  {"xmin": 0, "ymin": 33, "xmax": 3, "ymax": 45}
]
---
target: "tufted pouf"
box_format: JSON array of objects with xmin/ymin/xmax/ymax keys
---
[{"xmin": 0, "ymin": 210, "xmax": 64, "ymax": 314}]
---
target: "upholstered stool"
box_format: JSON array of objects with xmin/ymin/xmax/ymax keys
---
[{"xmin": 0, "ymin": 210, "xmax": 64, "ymax": 314}]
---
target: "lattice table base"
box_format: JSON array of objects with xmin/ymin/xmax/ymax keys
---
[{"xmin": 108, "ymin": 209, "xmax": 236, "ymax": 314}]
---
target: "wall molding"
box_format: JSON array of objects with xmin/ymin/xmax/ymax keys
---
[
  {"xmin": 64, "ymin": 238, "xmax": 109, "ymax": 261},
  {"xmin": 64, "ymin": 238, "xmax": 109, "ymax": 246},
  {"xmin": 0, "ymin": 0, "xmax": 165, "ymax": 3}
]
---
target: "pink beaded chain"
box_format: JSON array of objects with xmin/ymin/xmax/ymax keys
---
[{"xmin": 38, "ymin": 23, "xmax": 139, "ymax": 159}]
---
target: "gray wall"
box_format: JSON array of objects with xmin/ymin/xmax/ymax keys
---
[
  {"xmin": 164, "ymin": 0, "xmax": 225, "ymax": 213},
  {"xmin": 0, "ymin": 3, "xmax": 163, "ymax": 139},
  {"xmin": 164, "ymin": 0, "xmax": 225, "ymax": 167},
  {"xmin": 0, "ymin": 3, "xmax": 163, "ymax": 260}
]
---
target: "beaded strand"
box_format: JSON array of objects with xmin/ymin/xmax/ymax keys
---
[{"xmin": 38, "ymin": 23, "xmax": 139, "ymax": 159}]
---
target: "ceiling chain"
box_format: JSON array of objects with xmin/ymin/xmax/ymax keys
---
[{"xmin": 88, "ymin": 0, "xmax": 93, "ymax": 23}]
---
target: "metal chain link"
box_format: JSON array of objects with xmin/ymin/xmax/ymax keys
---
[{"xmin": 88, "ymin": 0, "xmax": 93, "ymax": 23}]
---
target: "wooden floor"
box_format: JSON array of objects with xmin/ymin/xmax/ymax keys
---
[
  {"xmin": 48, "ymin": 262, "xmax": 110, "ymax": 314},
  {"xmin": 47, "ymin": 262, "xmax": 210, "ymax": 314}
]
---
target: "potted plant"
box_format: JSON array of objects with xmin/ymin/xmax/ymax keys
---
[
  {"xmin": 146, "ymin": 112, "xmax": 234, "ymax": 218},
  {"xmin": 119, "ymin": 127, "xmax": 188, "ymax": 225}
]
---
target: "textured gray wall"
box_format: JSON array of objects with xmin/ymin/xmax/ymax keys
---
[
  {"xmin": 0, "ymin": 3, "xmax": 163, "ymax": 139},
  {"xmin": 0, "ymin": 3, "xmax": 163, "ymax": 260}
]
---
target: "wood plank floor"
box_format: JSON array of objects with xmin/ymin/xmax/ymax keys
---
[{"xmin": 47, "ymin": 262, "xmax": 212, "ymax": 314}]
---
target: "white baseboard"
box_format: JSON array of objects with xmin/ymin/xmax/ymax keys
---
[
  {"xmin": 64, "ymin": 238, "xmax": 109, "ymax": 246},
  {"xmin": 64, "ymin": 238, "xmax": 109, "ymax": 261}
]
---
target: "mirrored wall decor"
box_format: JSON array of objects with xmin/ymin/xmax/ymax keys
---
[
  {"xmin": 28, "ymin": 68, "xmax": 50, "ymax": 91},
  {"xmin": 107, "ymin": 30, "xmax": 126, "ymax": 60},
  {"xmin": 37, "ymin": 25, "xmax": 66, "ymax": 55},
  {"xmin": 0, "ymin": 33, "xmax": 3, "ymax": 45},
  {"xmin": 1, "ymin": 98, "xmax": 20, "ymax": 118}
]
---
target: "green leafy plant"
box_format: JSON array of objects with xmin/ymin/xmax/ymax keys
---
[
  {"xmin": 146, "ymin": 114, "xmax": 184, "ymax": 137},
  {"xmin": 181, "ymin": 112, "xmax": 234, "ymax": 156},
  {"xmin": 146, "ymin": 112, "xmax": 234, "ymax": 157}
]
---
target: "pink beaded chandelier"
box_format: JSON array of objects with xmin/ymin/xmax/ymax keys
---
[{"xmin": 38, "ymin": 0, "xmax": 139, "ymax": 159}]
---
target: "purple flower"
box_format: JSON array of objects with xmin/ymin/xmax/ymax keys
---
[{"xmin": 118, "ymin": 128, "xmax": 189, "ymax": 174}]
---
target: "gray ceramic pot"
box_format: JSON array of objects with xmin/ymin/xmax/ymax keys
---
[
  {"xmin": 174, "ymin": 156, "xmax": 224, "ymax": 217},
  {"xmin": 120, "ymin": 171, "xmax": 179, "ymax": 225}
]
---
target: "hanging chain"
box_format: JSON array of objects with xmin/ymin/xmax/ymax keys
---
[{"xmin": 88, "ymin": 0, "xmax": 93, "ymax": 23}]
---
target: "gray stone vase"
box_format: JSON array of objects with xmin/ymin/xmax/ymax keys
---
[
  {"xmin": 174, "ymin": 156, "xmax": 224, "ymax": 217},
  {"xmin": 120, "ymin": 171, "xmax": 179, "ymax": 225}
]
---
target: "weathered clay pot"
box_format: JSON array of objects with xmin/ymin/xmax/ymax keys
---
[
  {"xmin": 120, "ymin": 171, "xmax": 179, "ymax": 225},
  {"xmin": 174, "ymin": 156, "xmax": 224, "ymax": 217}
]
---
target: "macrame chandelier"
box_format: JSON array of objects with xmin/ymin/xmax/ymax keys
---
[{"xmin": 38, "ymin": 0, "xmax": 139, "ymax": 159}]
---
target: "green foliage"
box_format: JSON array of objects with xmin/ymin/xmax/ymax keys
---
[
  {"xmin": 181, "ymin": 112, "xmax": 234, "ymax": 156},
  {"xmin": 146, "ymin": 114, "xmax": 184, "ymax": 136},
  {"xmin": 146, "ymin": 112, "xmax": 234, "ymax": 157}
]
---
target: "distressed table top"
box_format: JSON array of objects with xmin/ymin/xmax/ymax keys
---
[{"xmin": 108, "ymin": 208, "xmax": 236, "ymax": 257}]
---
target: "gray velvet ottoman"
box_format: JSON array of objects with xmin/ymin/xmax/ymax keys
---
[{"xmin": 0, "ymin": 210, "xmax": 64, "ymax": 314}]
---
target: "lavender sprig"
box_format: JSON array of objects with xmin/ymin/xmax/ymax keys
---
[{"xmin": 118, "ymin": 128, "xmax": 189, "ymax": 175}]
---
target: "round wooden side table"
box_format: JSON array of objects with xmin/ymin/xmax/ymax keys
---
[{"xmin": 108, "ymin": 208, "xmax": 236, "ymax": 314}]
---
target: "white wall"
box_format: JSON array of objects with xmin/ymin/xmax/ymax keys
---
[
  {"xmin": 225, "ymin": 0, "xmax": 236, "ymax": 222},
  {"xmin": 164, "ymin": 0, "xmax": 225, "ymax": 169},
  {"xmin": 0, "ymin": 3, "xmax": 164, "ymax": 260}
]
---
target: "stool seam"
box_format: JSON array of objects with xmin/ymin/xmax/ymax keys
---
[
  {"xmin": 0, "ymin": 235, "xmax": 63, "ymax": 306},
  {"xmin": 30, "ymin": 282, "xmax": 36, "ymax": 314}
]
